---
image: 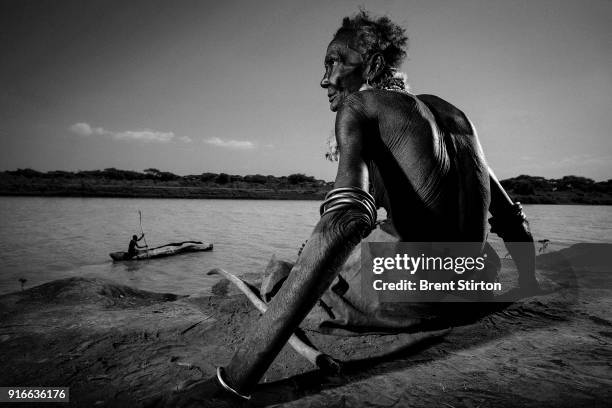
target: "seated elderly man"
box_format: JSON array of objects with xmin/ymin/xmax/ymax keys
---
[{"xmin": 167, "ymin": 10, "xmax": 539, "ymax": 406}]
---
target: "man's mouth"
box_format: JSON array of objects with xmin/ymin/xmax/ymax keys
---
[{"xmin": 328, "ymin": 93, "xmax": 337, "ymax": 103}]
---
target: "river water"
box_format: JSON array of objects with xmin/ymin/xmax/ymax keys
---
[{"xmin": 0, "ymin": 197, "xmax": 610, "ymax": 295}]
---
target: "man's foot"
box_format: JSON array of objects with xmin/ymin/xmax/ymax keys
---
[{"xmin": 154, "ymin": 377, "xmax": 248, "ymax": 408}]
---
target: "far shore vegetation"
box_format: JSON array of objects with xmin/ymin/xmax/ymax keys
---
[{"xmin": 1, "ymin": 168, "xmax": 610, "ymax": 204}]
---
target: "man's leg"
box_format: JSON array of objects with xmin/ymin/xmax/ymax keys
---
[{"xmin": 222, "ymin": 205, "xmax": 373, "ymax": 394}]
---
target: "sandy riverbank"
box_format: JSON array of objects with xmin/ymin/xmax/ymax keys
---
[{"xmin": 0, "ymin": 244, "xmax": 610, "ymax": 407}]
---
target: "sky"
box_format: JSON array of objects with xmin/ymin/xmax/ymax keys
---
[{"xmin": 1, "ymin": 0, "xmax": 610, "ymax": 181}]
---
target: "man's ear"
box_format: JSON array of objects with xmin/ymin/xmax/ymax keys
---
[{"xmin": 364, "ymin": 53, "xmax": 386, "ymax": 83}]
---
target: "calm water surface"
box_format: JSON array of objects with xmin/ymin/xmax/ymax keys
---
[{"xmin": 0, "ymin": 197, "xmax": 610, "ymax": 295}]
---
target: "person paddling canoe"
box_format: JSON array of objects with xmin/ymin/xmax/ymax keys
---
[
  {"xmin": 127, "ymin": 233, "xmax": 147, "ymax": 259},
  {"xmin": 163, "ymin": 9, "xmax": 540, "ymax": 406}
]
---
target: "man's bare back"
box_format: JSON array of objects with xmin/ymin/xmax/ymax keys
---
[{"xmin": 336, "ymin": 90, "xmax": 490, "ymax": 242}]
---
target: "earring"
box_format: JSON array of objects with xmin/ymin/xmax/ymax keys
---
[{"xmin": 360, "ymin": 77, "xmax": 373, "ymax": 91}]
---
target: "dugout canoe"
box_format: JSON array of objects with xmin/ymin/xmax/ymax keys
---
[{"xmin": 109, "ymin": 240, "xmax": 213, "ymax": 261}]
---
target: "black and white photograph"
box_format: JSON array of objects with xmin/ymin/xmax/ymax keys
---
[{"xmin": 0, "ymin": 0, "xmax": 610, "ymax": 407}]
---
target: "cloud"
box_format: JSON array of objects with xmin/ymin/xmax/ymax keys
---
[
  {"xmin": 113, "ymin": 129, "xmax": 175, "ymax": 142},
  {"xmin": 69, "ymin": 122, "xmax": 105, "ymax": 137},
  {"xmin": 204, "ymin": 137, "xmax": 255, "ymax": 149},
  {"xmin": 69, "ymin": 122, "xmax": 186, "ymax": 143}
]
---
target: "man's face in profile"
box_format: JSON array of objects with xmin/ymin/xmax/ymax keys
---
[{"xmin": 321, "ymin": 30, "xmax": 366, "ymax": 112}]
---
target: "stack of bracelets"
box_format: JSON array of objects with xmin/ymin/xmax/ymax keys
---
[
  {"xmin": 319, "ymin": 187, "xmax": 377, "ymax": 230},
  {"xmin": 488, "ymin": 202, "xmax": 528, "ymax": 237}
]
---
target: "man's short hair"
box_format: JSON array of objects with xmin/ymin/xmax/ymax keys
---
[{"xmin": 335, "ymin": 9, "xmax": 409, "ymax": 88}]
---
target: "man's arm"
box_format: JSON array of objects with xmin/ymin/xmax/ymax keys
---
[
  {"xmin": 220, "ymin": 101, "xmax": 375, "ymax": 396},
  {"xmin": 488, "ymin": 168, "xmax": 539, "ymax": 290},
  {"xmin": 137, "ymin": 233, "xmax": 145, "ymax": 241}
]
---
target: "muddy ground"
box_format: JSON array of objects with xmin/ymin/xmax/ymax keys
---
[{"xmin": 0, "ymin": 243, "xmax": 610, "ymax": 407}]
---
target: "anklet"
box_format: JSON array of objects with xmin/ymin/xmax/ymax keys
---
[{"xmin": 216, "ymin": 366, "xmax": 251, "ymax": 401}]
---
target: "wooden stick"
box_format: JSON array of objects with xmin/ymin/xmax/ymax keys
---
[
  {"xmin": 207, "ymin": 268, "xmax": 341, "ymax": 374},
  {"xmin": 138, "ymin": 210, "xmax": 150, "ymax": 258}
]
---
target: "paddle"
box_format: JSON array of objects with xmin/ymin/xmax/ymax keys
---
[{"xmin": 138, "ymin": 209, "xmax": 150, "ymax": 257}]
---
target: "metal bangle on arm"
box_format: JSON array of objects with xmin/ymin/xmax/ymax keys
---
[
  {"xmin": 487, "ymin": 169, "xmax": 533, "ymax": 241},
  {"xmin": 320, "ymin": 186, "xmax": 377, "ymax": 230},
  {"xmin": 488, "ymin": 202, "xmax": 528, "ymax": 240}
]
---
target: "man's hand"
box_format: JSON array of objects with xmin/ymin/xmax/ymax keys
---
[{"xmin": 495, "ymin": 223, "xmax": 540, "ymax": 292}]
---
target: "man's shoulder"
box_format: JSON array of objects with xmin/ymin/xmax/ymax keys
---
[
  {"xmin": 341, "ymin": 89, "xmax": 419, "ymax": 117},
  {"xmin": 416, "ymin": 94, "xmax": 474, "ymax": 135},
  {"xmin": 351, "ymin": 88, "xmax": 417, "ymax": 104}
]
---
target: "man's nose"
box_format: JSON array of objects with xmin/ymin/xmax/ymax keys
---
[{"xmin": 320, "ymin": 75, "xmax": 330, "ymax": 88}]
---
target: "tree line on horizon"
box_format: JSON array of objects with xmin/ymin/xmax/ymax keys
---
[
  {"xmin": 1, "ymin": 168, "xmax": 331, "ymax": 187},
  {"xmin": 500, "ymin": 174, "xmax": 611, "ymax": 204},
  {"xmin": 1, "ymin": 168, "xmax": 611, "ymax": 204}
]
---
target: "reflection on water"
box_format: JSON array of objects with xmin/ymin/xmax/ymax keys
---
[{"xmin": 0, "ymin": 197, "xmax": 610, "ymax": 295}]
